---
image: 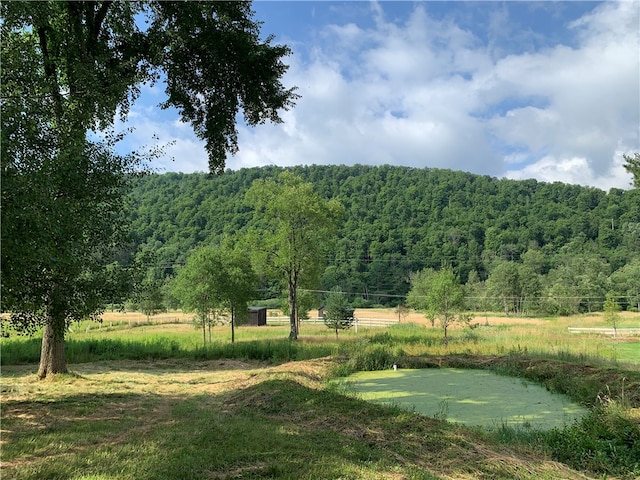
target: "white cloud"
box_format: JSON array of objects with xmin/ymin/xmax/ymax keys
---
[
  {"xmin": 480, "ymin": 1, "xmax": 639, "ymax": 187},
  {"xmin": 124, "ymin": 2, "xmax": 639, "ymax": 189},
  {"xmin": 232, "ymin": 4, "xmax": 503, "ymax": 176},
  {"xmin": 506, "ymin": 150, "xmax": 634, "ymax": 191}
]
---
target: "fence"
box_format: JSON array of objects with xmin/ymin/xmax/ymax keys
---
[
  {"xmin": 266, "ymin": 316, "xmax": 399, "ymax": 328},
  {"xmin": 568, "ymin": 327, "xmax": 640, "ymax": 336}
]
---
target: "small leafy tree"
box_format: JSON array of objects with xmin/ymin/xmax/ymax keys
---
[
  {"xmin": 408, "ymin": 267, "xmax": 469, "ymax": 343},
  {"xmin": 429, "ymin": 267, "xmax": 470, "ymax": 343},
  {"xmin": 137, "ymin": 278, "xmax": 166, "ymax": 322},
  {"xmin": 406, "ymin": 268, "xmax": 438, "ymax": 327},
  {"xmin": 486, "ymin": 261, "xmax": 523, "ymax": 315},
  {"xmin": 172, "ymin": 247, "xmax": 223, "ymax": 347},
  {"xmin": 603, "ymin": 294, "xmax": 621, "ymax": 337},
  {"xmin": 397, "ymin": 303, "xmax": 410, "ymax": 323},
  {"xmin": 220, "ymin": 249, "xmax": 257, "ymax": 344},
  {"xmin": 172, "ymin": 245, "xmax": 256, "ymax": 347},
  {"xmin": 131, "ymin": 250, "xmax": 168, "ymax": 322},
  {"xmin": 323, "ymin": 287, "xmax": 355, "ymax": 339}
]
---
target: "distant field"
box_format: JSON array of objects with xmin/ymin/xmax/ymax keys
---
[
  {"xmin": 3, "ymin": 309, "xmax": 638, "ymax": 366},
  {"xmin": 81, "ymin": 308, "xmax": 640, "ymax": 365},
  {"xmin": 94, "ymin": 307, "xmax": 640, "ymax": 327}
]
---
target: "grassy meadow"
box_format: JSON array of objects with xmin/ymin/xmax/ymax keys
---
[{"xmin": 1, "ymin": 309, "xmax": 639, "ymax": 479}]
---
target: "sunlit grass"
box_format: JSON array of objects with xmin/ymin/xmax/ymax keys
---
[
  {"xmin": 3, "ymin": 309, "xmax": 638, "ymax": 366},
  {"xmin": 372, "ymin": 317, "xmax": 639, "ymax": 365},
  {"xmin": 5, "ymin": 358, "xmax": 634, "ymax": 480},
  {"xmin": 1, "ymin": 309, "xmax": 639, "ymax": 479}
]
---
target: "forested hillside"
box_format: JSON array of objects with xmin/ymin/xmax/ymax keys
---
[{"xmin": 126, "ymin": 165, "xmax": 640, "ymax": 312}]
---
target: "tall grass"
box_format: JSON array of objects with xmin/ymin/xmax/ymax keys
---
[
  {"xmin": 0, "ymin": 336, "xmax": 333, "ymax": 365},
  {"xmin": 3, "ymin": 315, "xmax": 637, "ymax": 368},
  {"xmin": 540, "ymin": 403, "xmax": 640, "ymax": 477}
]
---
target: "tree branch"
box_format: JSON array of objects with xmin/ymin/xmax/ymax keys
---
[
  {"xmin": 37, "ymin": 25, "xmax": 64, "ymax": 119},
  {"xmin": 93, "ymin": 1, "xmax": 113, "ymax": 43}
]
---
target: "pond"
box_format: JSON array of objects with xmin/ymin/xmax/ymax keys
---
[{"xmin": 339, "ymin": 368, "xmax": 587, "ymax": 430}]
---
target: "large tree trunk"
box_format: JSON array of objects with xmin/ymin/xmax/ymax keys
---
[{"xmin": 37, "ymin": 321, "xmax": 68, "ymax": 379}]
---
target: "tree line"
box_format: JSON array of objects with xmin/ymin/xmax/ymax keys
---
[{"xmin": 124, "ymin": 164, "xmax": 639, "ymax": 315}]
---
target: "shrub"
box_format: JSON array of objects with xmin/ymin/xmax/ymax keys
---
[
  {"xmin": 541, "ymin": 405, "xmax": 640, "ymax": 477},
  {"xmin": 334, "ymin": 340, "xmax": 405, "ymax": 376}
]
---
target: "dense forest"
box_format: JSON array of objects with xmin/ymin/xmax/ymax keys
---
[{"xmin": 125, "ymin": 165, "xmax": 640, "ymax": 314}]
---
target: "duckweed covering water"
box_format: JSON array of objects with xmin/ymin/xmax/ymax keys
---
[{"xmin": 341, "ymin": 368, "xmax": 587, "ymax": 430}]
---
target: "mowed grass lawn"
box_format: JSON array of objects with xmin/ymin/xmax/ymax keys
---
[{"xmin": 1, "ymin": 310, "xmax": 639, "ymax": 480}]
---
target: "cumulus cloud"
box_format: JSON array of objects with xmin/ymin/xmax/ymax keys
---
[
  {"xmin": 122, "ymin": 2, "xmax": 639, "ymax": 189},
  {"xmin": 232, "ymin": 4, "xmax": 503, "ymax": 176},
  {"xmin": 505, "ymin": 150, "xmax": 633, "ymax": 191}
]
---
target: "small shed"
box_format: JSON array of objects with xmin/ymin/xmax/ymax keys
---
[{"xmin": 247, "ymin": 306, "xmax": 267, "ymax": 326}]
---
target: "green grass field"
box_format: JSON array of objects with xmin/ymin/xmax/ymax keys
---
[{"xmin": 1, "ymin": 310, "xmax": 639, "ymax": 479}]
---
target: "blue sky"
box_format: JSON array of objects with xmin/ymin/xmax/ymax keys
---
[{"xmin": 118, "ymin": 1, "xmax": 639, "ymax": 190}]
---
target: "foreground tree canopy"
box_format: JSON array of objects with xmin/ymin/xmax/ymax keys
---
[
  {"xmin": 323, "ymin": 287, "xmax": 356, "ymax": 339},
  {"xmin": 1, "ymin": 1, "xmax": 297, "ymax": 172},
  {"xmin": 1, "ymin": 1, "xmax": 297, "ymax": 377}
]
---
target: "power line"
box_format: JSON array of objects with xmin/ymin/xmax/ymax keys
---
[{"xmin": 299, "ymin": 289, "xmax": 632, "ymax": 303}]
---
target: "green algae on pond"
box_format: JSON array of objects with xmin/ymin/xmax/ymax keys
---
[{"xmin": 340, "ymin": 368, "xmax": 587, "ymax": 430}]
